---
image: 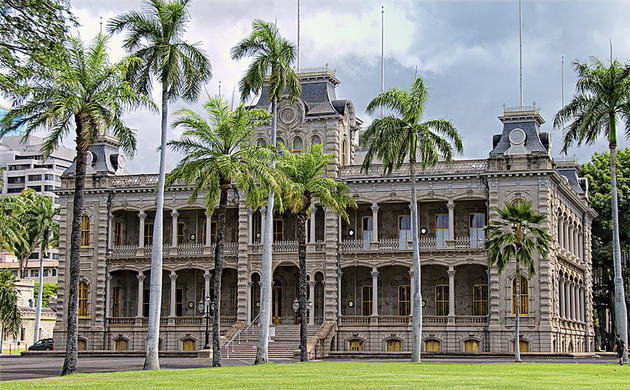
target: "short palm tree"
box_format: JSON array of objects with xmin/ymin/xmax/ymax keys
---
[
  {"xmin": 0, "ymin": 34, "xmax": 149, "ymax": 375},
  {"xmin": 485, "ymin": 201, "xmax": 551, "ymax": 362},
  {"xmin": 360, "ymin": 75, "xmax": 463, "ymax": 362},
  {"xmin": 231, "ymin": 19, "xmax": 301, "ymax": 364},
  {"xmin": 276, "ymin": 145, "xmax": 356, "ymax": 361},
  {"xmin": 108, "ymin": 0, "xmax": 212, "ymax": 370},
  {"xmin": 554, "ymin": 57, "xmax": 630, "ymax": 357},
  {"xmin": 166, "ymin": 97, "xmax": 277, "ymax": 367},
  {"xmin": 0, "ymin": 270, "xmax": 21, "ymax": 344},
  {"xmin": 30, "ymin": 192, "xmax": 59, "ymax": 345}
]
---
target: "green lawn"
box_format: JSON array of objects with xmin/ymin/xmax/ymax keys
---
[
  {"xmin": 3, "ymin": 362, "xmax": 630, "ymax": 389},
  {"xmin": 1, "ymin": 346, "xmax": 27, "ymax": 355}
]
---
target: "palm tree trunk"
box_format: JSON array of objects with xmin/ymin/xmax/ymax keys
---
[
  {"xmin": 409, "ymin": 158, "xmax": 422, "ymax": 362},
  {"xmin": 33, "ymin": 252, "xmax": 44, "ymax": 345},
  {"xmin": 610, "ymin": 141, "xmax": 629, "ymax": 362},
  {"xmin": 515, "ymin": 262, "xmax": 521, "ymax": 362},
  {"xmin": 297, "ymin": 210, "xmax": 308, "ymax": 362},
  {"xmin": 61, "ymin": 118, "xmax": 88, "ymax": 376},
  {"xmin": 212, "ymin": 182, "xmax": 228, "ymax": 367},
  {"xmin": 144, "ymin": 85, "xmax": 169, "ymax": 370},
  {"xmin": 255, "ymin": 96, "xmax": 277, "ymax": 364}
]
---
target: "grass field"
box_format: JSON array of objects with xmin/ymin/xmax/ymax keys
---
[
  {"xmin": 1, "ymin": 346, "xmax": 27, "ymax": 355},
  {"xmin": 3, "ymin": 362, "xmax": 630, "ymax": 389}
]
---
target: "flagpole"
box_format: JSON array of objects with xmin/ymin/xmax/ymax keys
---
[
  {"xmin": 561, "ymin": 56, "xmax": 566, "ymax": 160},
  {"xmin": 381, "ymin": 4, "xmax": 385, "ymax": 117},
  {"xmin": 297, "ymin": 0, "xmax": 300, "ymax": 72},
  {"xmin": 519, "ymin": 0, "xmax": 523, "ymax": 108}
]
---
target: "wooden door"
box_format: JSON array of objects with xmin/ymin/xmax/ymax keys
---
[
  {"xmin": 272, "ymin": 285, "xmax": 282, "ymax": 325},
  {"xmin": 182, "ymin": 339, "xmax": 195, "ymax": 351},
  {"xmin": 349, "ymin": 340, "xmax": 363, "ymax": 351},
  {"xmin": 425, "ymin": 340, "xmax": 440, "ymax": 352},
  {"xmin": 114, "ymin": 339, "xmax": 128, "ymax": 351},
  {"xmin": 464, "ymin": 340, "xmax": 480, "ymax": 352},
  {"xmin": 78, "ymin": 339, "xmax": 87, "ymax": 351},
  {"xmin": 386, "ymin": 340, "xmax": 401, "ymax": 352}
]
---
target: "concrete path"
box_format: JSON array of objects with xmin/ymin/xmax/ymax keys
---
[{"xmin": 0, "ymin": 355, "xmax": 620, "ymax": 382}]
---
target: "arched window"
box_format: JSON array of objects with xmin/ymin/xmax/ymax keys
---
[
  {"xmin": 115, "ymin": 339, "xmax": 129, "ymax": 351},
  {"xmin": 81, "ymin": 215, "xmax": 90, "ymax": 247},
  {"xmin": 349, "ymin": 339, "xmax": 363, "ymax": 351},
  {"xmin": 425, "ymin": 339, "xmax": 440, "ymax": 352},
  {"xmin": 512, "ymin": 276, "xmax": 529, "ymax": 315},
  {"xmin": 78, "ymin": 339, "xmax": 87, "ymax": 351},
  {"xmin": 78, "ymin": 282, "xmax": 88, "ymax": 317},
  {"xmin": 292, "ymin": 136, "xmax": 303, "ymax": 154},
  {"xmin": 277, "ymin": 138, "xmax": 285, "ymax": 152},
  {"xmin": 464, "ymin": 340, "xmax": 480, "ymax": 352},
  {"xmin": 311, "ymin": 135, "xmax": 321, "ymax": 147},
  {"xmin": 386, "ymin": 339, "xmax": 402, "ymax": 352},
  {"xmin": 256, "ymin": 138, "xmax": 266, "ymax": 146},
  {"xmin": 341, "ymin": 139, "xmax": 347, "ymax": 166}
]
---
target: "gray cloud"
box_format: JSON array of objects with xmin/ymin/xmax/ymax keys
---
[{"xmin": 63, "ymin": 0, "xmax": 630, "ymax": 173}]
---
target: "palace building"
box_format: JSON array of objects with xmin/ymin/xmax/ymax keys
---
[{"xmin": 53, "ymin": 69, "xmax": 595, "ymax": 356}]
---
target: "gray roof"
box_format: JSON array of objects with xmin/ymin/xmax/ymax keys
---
[
  {"xmin": 64, "ymin": 135, "xmax": 127, "ymax": 176},
  {"xmin": 557, "ymin": 165, "xmax": 586, "ymax": 195},
  {"xmin": 490, "ymin": 109, "xmax": 551, "ymax": 156}
]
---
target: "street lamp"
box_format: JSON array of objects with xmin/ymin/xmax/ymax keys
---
[{"xmin": 198, "ymin": 296, "xmax": 212, "ymax": 350}]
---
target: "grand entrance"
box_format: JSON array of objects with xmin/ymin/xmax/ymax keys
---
[
  {"xmin": 272, "ymin": 280, "xmax": 282, "ymax": 325},
  {"xmin": 271, "ymin": 264, "xmax": 299, "ymax": 325}
]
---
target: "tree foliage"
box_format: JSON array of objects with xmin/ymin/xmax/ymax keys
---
[
  {"xmin": 33, "ymin": 282, "xmax": 57, "ymax": 308},
  {"xmin": 0, "ymin": 269, "xmax": 21, "ymax": 337},
  {"xmin": 0, "ymin": 0, "xmax": 75, "ymax": 96}
]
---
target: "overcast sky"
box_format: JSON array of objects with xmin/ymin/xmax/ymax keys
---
[{"xmin": 41, "ymin": 1, "xmax": 630, "ymax": 172}]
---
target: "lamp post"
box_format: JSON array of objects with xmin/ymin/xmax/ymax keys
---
[{"xmin": 198, "ymin": 296, "xmax": 212, "ymax": 350}]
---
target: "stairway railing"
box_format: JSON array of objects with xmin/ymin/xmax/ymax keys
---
[{"xmin": 223, "ymin": 312, "xmax": 260, "ymax": 358}]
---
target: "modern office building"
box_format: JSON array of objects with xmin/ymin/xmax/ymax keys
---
[
  {"xmin": 0, "ymin": 135, "xmax": 75, "ymax": 282},
  {"xmin": 53, "ymin": 70, "xmax": 594, "ymax": 356}
]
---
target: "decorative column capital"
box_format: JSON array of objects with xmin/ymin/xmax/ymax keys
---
[
  {"xmin": 138, "ymin": 210, "xmax": 146, "ymax": 219},
  {"xmin": 371, "ymin": 203, "xmax": 379, "ymax": 213},
  {"xmin": 136, "ymin": 272, "xmax": 145, "ymax": 282},
  {"xmin": 447, "ymin": 200, "xmax": 455, "ymax": 210},
  {"xmin": 169, "ymin": 271, "xmax": 178, "ymax": 281},
  {"xmin": 447, "ymin": 266, "xmax": 456, "ymax": 278},
  {"xmin": 203, "ymin": 271, "xmax": 212, "ymax": 281},
  {"xmin": 309, "ymin": 280, "xmax": 317, "ymax": 287},
  {"xmin": 371, "ymin": 270, "xmax": 379, "ymax": 279},
  {"xmin": 171, "ymin": 210, "xmax": 179, "ymax": 218}
]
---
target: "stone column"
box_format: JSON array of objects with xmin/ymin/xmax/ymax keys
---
[
  {"xmin": 171, "ymin": 210, "xmax": 179, "ymax": 247},
  {"xmin": 371, "ymin": 203, "xmax": 379, "ymax": 243},
  {"xmin": 105, "ymin": 274, "xmax": 112, "ymax": 319},
  {"xmin": 204, "ymin": 270, "xmax": 211, "ymax": 300},
  {"xmin": 309, "ymin": 206, "xmax": 317, "ymax": 244},
  {"xmin": 564, "ymin": 279, "xmax": 570, "ymax": 320},
  {"xmin": 247, "ymin": 281, "xmax": 253, "ymax": 324},
  {"xmin": 247, "ymin": 207, "xmax": 253, "ymax": 245},
  {"xmin": 570, "ymin": 282, "xmax": 576, "ymax": 320},
  {"xmin": 409, "ymin": 270, "xmax": 415, "ymax": 315},
  {"xmin": 580, "ymin": 286, "xmax": 585, "ymax": 322},
  {"xmin": 448, "ymin": 266, "xmax": 456, "ymax": 317},
  {"xmin": 562, "ymin": 220, "xmax": 569, "ymax": 250},
  {"xmin": 205, "ymin": 211, "xmax": 212, "ymax": 246},
  {"xmin": 309, "ymin": 280, "xmax": 316, "ymax": 325},
  {"xmin": 260, "ymin": 207, "xmax": 266, "ymax": 242},
  {"xmin": 447, "ymin": 200, "xmax": 455, "ymax": 245},
  {"xmin": 169, "ymin": 271, "xmax": 178, "ymax": 317},
  {"xmin": 558, "ymin": 278, "xmax": 566, "ymax": 318},
  {"xmin": 371, "ymin": 268, "xmax": 379, "ymax": 316},
  {"xmin": 136, "ymin": 271, "xmax": 145, "ymax": 317},
  {"xmin": 138, "ymin": 211, "xmax": 146, "ymax": 248},
  {"xmin": 338, "ymin": 271, "xmax": 343, "ymax": 317}
]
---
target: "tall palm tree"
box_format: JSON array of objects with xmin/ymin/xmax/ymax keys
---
[
  {"xmin": 554, "ymin": 58, "xmax": 630, "ymax": 359},
  {"xmin": 108, "ymin": 0, "xmax": 212, "ymax": 370},
  {"xmin": 166, "ymin": 97, "xmax": 277, "ymax": 366},
  {"xmin": 360, "ymin": 75, "xmax": 463, "ymax": 362},
  {"xmin": 275, "ymin": 144, "xmax": 356, "ymax": 361},
  {"xmin": 231, "ymin": 19, "xmax": 301, "ymax": 364},
  {"xmin": 30, "ymin": 192, "xmax": 59, "ymax": 345},
  {"xmin": 0, "ymin": 34, "xmax": 149, "ymax": 375},
  {"xmin": 0, "ymin": 194, "xmax": 29, "ymax": 278},
  {"xmin": 484, "ymin": 201, "xmax": 551, "ymax": 362},
  {"xmin": 0, "ymin": 270, "xmax": 21, "ymax": 347}
]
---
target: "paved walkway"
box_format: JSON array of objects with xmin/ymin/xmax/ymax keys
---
[{"xmin": 0, "ymin": 355, "xmax": 620, "ymax": 382}]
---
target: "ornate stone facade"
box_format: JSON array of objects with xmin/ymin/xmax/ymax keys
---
[{"xmin": 53, "ymin": 71, "xmax": 594, "ymax": 354}]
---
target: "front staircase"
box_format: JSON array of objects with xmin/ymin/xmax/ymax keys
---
[{"xmin": 221, "ymin": 324, "xmax": 319, "ymax": 361}]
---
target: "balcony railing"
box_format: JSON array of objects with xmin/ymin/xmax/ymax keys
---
[
  {"xmin": 177, "ymin": 243, "xmax": 204, "ymax": 256},
  {"xmin": 112, "ymin": 245, "xmax": 136, "ymax": 258},
  {"xmin": 339, "ymin": 315, "xmax": 488, "ymax": 326},
  {"xmin": 107, "ymin": 316, "xmax": 237, "ymax": 327},
  {"xmin": 109, "ymin": 243, "xmax": 239, "ymax": 258},
  {"xmin": 340, "ymin": 237, "xmax": 485, "ymax": 253},
  {"xmin": 273, "ymin": 240, "xmax": 298, "ymax": 253}
]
